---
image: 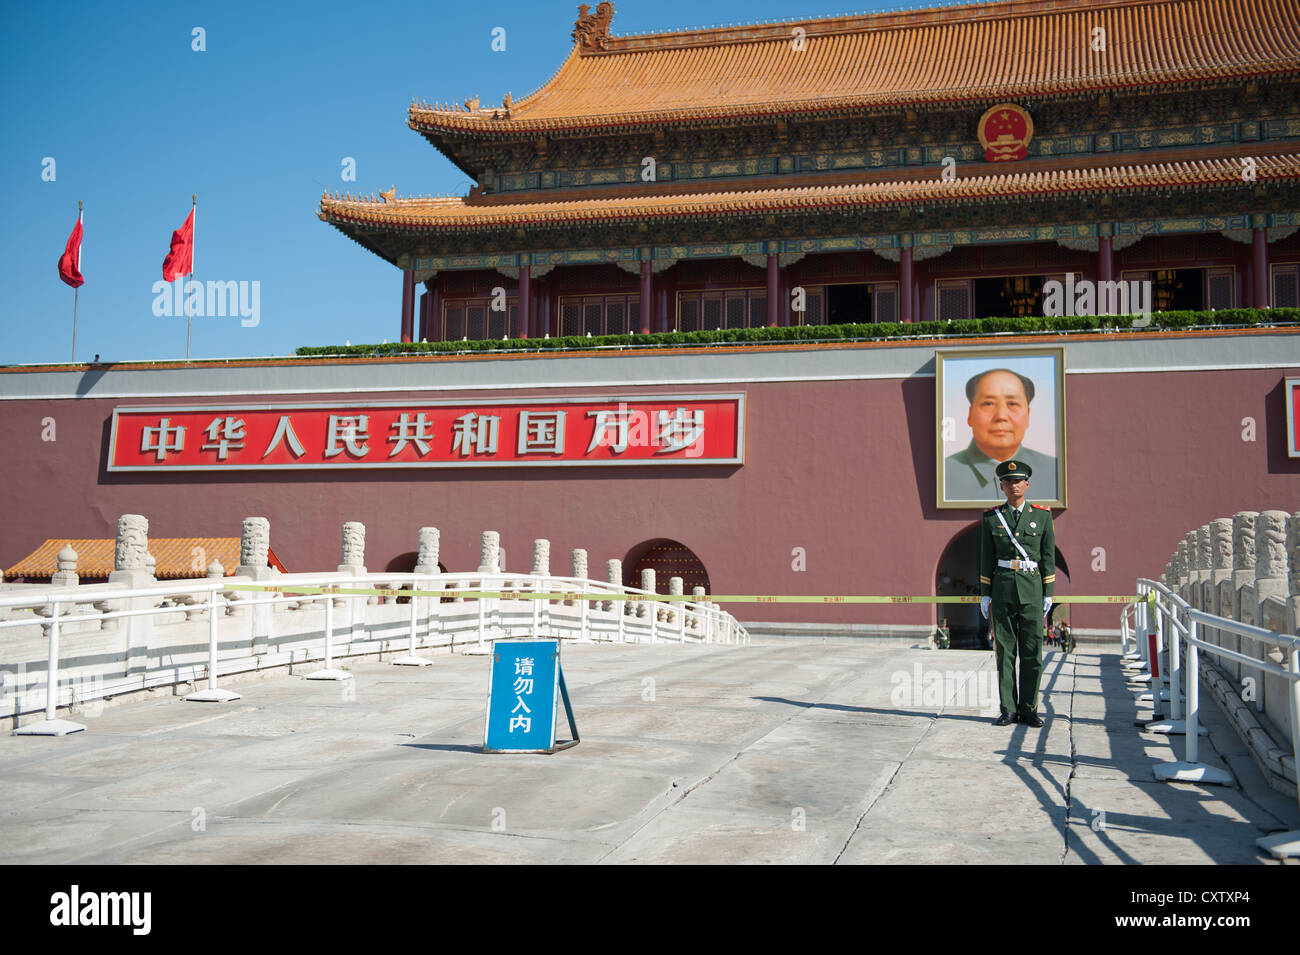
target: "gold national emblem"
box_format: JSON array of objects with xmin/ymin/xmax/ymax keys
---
[
  {"xmin": 1008, "ymin": 462, "xmax": 1017, "ymax": 470},
  {"xmin": 977, "ymin": 103, "xmax": 1034, "ymax": 162}
]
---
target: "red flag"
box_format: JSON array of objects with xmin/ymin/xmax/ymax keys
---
[
  {"xmin": 58, "ymin": 214, "xmax": 84, "ymax": 288},
  {"xmin": 162, "ymin": 208, "xmax": 194, "ymax": 281}
]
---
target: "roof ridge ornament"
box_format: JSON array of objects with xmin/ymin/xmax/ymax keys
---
[{"xmin": 573, "ymin": 1, "xmax": 614, "ymax": 51}]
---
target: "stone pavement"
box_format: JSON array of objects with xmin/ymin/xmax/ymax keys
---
[{"xmin": 1, "ymin": 640, "xmax": 1295, "ymax": 864}]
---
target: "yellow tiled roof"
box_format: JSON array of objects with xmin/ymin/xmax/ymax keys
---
[
  {"xmin": 4, "ymin": 539, "xmax": 287, "ymax": 581},
  {"xmin": 319, "ymin": 152, "xmax": 1300, "ymax": 231},
  {"xmin": 409, "ymin": 0, "xmax": 1300, "ymax": 134}
]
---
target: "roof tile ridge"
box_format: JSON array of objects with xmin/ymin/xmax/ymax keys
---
[{"xmin": 598, "ymin": 0, "xmax": 1168, "ymax": 53}]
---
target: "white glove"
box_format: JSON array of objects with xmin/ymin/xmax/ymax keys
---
[
  {"xmin": 1043, "ymin": 597, "xmax": 1052, "ymax": 616},
  {"xmin": 980, "ymin": 596, "xmax": 991, "ymax": 619}
]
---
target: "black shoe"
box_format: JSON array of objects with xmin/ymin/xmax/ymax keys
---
[
  {"xmin": 1011, "ymin": 713, "xmax": 1021, "ymax": 723},
  {"xmin": 994, "ymin": 713, "xmax": 1013, "ymax": 726},
  {"xmin": 1021, "ymin": 713, "xmax": 1044, "ymax": 728}
]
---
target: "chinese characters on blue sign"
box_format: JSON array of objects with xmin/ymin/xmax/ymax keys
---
[{"xmin": 483, "ymin": 640, "xmax": 578, "ymax": 753}]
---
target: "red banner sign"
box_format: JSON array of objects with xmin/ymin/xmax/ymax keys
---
[{"xmin": 108, "ymin": 395, "xmax": 744, "ymax": 470}]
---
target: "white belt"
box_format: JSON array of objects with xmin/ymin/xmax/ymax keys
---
[{"xmin": 997, "ymin": 559, "xmax": 1038, "ymax": 572}]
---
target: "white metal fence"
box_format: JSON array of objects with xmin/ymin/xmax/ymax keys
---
[
  {"xmin": 1124, "ymin": 577, "xmax": 1299, "ymax": 859},
  {"xmin": 0, "ymin": 571, "xmax": 749, "ymax": 736}
]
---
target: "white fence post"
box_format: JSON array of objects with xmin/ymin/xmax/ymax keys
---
[
  {"xmin": 185, "ymin": 589, "xmax": 241, "ymax": 702},
  {"xmin": 306, "ymin": 590, "xmax": 352, "ymax": 681},
  {"xmin": 393, "ymin": 575, "xmax": 432, "ymax": 667},
  {"xmin": 14, "ymin": 600, "xmax": 85, "ymax": 736}
]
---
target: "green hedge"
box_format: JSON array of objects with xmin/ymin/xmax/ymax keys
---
[{"xmin": 296, "ymin": 308, "xmax": 1300, "ymax": 358}]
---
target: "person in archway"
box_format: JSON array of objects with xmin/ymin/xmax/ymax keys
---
[{"xmin": 979, "ymin": 459, "xmax": 1056, "ymax": 727}]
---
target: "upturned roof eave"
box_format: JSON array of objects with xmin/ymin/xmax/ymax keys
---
[
  {"xmin": 407, "ymin": 62, "xmax": 1300, "ymax": 141},
  {"xmin": 318, "ymin": 155, "xmax": 1299, "ymax": 256}
]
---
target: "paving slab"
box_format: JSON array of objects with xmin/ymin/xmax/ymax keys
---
[{"xmin": 0, "ymin": 641, "xmax": 1295, "ymax": 864}]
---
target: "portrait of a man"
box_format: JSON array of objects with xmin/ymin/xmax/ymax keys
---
[{"xmin": 935, "ymin": 348, "xmax": 1066, "ymax": 507}]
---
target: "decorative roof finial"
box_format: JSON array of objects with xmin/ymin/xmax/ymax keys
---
[{"xmin": 573, "ymin": 1, "xmax": 614, "ymax": 51}]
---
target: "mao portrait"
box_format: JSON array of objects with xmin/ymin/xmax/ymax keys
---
[{"xmin": 934, "ymin": 347, "xmax": 1066, "ymax": 508}]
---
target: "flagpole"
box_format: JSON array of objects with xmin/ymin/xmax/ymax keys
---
[
  {"xmin": 186, "ymin": 193, "xmax": 196, "ymax": 360},
  {"xmin": 71, "ymin": 200, "xmax": 82, "ymax": 363}
]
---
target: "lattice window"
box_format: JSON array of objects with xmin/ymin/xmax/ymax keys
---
[
  {"xmin": 873, "ymin": 283, "xmax": 899, "ymax": 323},
  {"xmin": 700, "ymin": 295, "xmax": 723, "ymax": 329},
  {"xmin": 561, "ymin": 302, "xmax": 582, "ymax": 336},
  {"xmin": 983, "ymin": 245, "xmax": 1023, "ymax": 269},
  {"xmin": 936, "ymin": 280, "xmax": 972, "ymax": 322},
  {"xmin": 725, "ymin": 296, "xmax": 747, "ymax": 329},
  {"xmin": 1162, "ymin": 235, "xmax": 1195, "ymax": 261},
  {"xmin": 1205, "ymin": 268, "xmax": 1235, "ymax": 310},
  {"xmin": 444, "ymin": 305, "xmax": 465, "ymax": 341},
  {"xmin": 798, "ymin": 287, "xmax": 825, "ymax": 325},
  {"xmin": 557, "ymin": 295, "xmax": 640, "ymax": 337},
  {"xmin": 676, "ymin": 287, "xmax": 769, "ymax": 330},
  {"xmin": 466, "ymin": 304, "xmax": 488, "ymax": 340},
  {"xmin": 486, "ymin": 304, "xmax": 510, "ymax": 340},
  {"xmin": 1272, "ymin": 264, "xmax": 1299, "ymax": 308},
  {"xmin": 444, "ymin": 298, "xmax": 512, "ymax": 341},
  {"xmin": 606, "ymin": 302, "xmax": 625, "ymax": 334}
]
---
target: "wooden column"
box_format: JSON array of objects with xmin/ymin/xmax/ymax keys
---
[
  {"xmin": 1097, "ymin": 236, "xmax": 1113, "ymax": 313},
  {"xmin": 655, "ymin": 272, "xmax": 673, "ymax": 333},
  {"xmin": 424, "ymin": 279, "xmax": 443, "ymax": 341},
  {"xmin": 400, "ymin": 268, "xmax": 415, "ymax": 343},
  {"xmin": 518, "ymin": 266, "xmax": 531, "ymax": 338},
  {"xmin": 1252, "ymin": 227, "xmax": 1269, "ymax": 308},
  {"xmin": 913, "ymin": 260, "xmax": 928, "ymax": 323},
  {"xmin": 899, "ymin": 247, "xmax": 914, "ymax": 323},
  {"xmin": 639, "ymin": 261, "xmax": 653, "ymax": 334},
  {"xmin": 766, "ymin": 253, "xmax": 779, "ymax": 327},
  {"xmin": 541, "ymin": 279, "xmax": 554, "ymax": 337}
]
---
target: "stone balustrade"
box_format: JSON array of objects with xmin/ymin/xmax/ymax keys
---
[
  {"xmin": 0, "ymin": 513, "xmax": 738, "ymax": 726},
  {"xmin": 1160, "ymin": 507, "xmax": 1297, "ymax": 771}
]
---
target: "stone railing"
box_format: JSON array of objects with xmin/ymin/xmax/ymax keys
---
[
  {"xmin": 0, "ymin": 516, "xmax": 747, "ymax": 730},
  {"xmin": 1157, "ymin": 508, "xmax": 1298, "ymax": 784}
]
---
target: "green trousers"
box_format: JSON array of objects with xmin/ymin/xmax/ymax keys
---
[{"xmin": 992, "ymin": 600, "xmax": 1044, "ymax": 717}]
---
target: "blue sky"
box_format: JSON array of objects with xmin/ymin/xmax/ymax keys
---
[{"xmin": 3, "ymin": 0, "xmax": 931, "ymax": 366}]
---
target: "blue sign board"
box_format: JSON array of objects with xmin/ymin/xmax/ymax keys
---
[{"xmin": 483, "ymin": 639, "xmax": 578, "ymax": 754}]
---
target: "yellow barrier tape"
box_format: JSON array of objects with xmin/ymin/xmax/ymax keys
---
[{"xmin": 222, "ymin": 584, "xmax": 1137, "ymax": 605}]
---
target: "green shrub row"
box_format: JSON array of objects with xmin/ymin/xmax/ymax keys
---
[{"xmin": 295, "ymin": 308, "xmax": 1300, "ymax": 358}]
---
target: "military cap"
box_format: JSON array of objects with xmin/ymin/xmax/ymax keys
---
[{"xmin": 996, "ymin": 459, "xmax": 1032, "ymax": 481}]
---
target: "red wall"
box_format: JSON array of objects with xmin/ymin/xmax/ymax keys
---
[{"xmin": 2, "ymin": 358, "xmax": 1297, "ymax": 632}]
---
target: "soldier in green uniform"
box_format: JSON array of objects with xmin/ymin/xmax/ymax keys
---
[{"xmin": 979, "ymin": 459, "xmax": 1056, "ymax": 727}]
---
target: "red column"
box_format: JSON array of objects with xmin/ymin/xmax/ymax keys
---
[
  {"xmin": 1252, "ymin": 227, "xmax": 1269, "ymax": 309},
  {"xmin": 900, "ymin": 247, "xmax": 914, "ymax": 323},
  {"xmin": 518, "ymin": 266, "xmax": 531, "ymax": 338},
  {"xmin": 400, "ymin": 269, "xmax": 415, "ymax": 342},
  {"xmin": 766, "ymin": 253, "xmax": 779, "ymax": 327},
  {"xmin": 418, "ymin": 290, "xmax": 429, "ymax": 342},
  {"xmin": 1097, "ymin": 236, "xmax": 1113, "ymax": 314},
  {"xmin": 655, "ymin": 279, "xmax": 671, "ymax": 333},
  {"xmin": 639, "ymin": 261, "xmax": 653, "ymax": 335},
  {"xmin": 428, "ymin": 281, "xmax": 443, "ymax": 341},
  {"xmin": 539, "ymin": 279, "xmax": 553, "ymax": 337}
]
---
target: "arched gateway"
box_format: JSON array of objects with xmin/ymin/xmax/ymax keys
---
[
  {"xmin": 935, "ymin": 524, "xmax": 1070, "ymax": 649},
  {"xmin": 624, "ymin": 539, "xmax": 710, "ymax": 596}
]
